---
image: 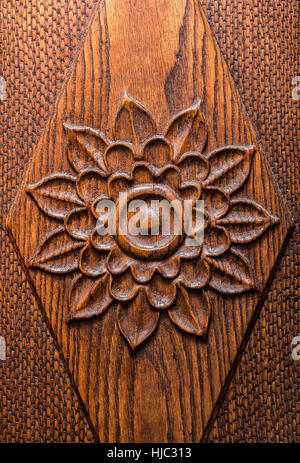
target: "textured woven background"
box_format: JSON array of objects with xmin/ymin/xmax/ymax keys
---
[{"xmin": 0, "ymin": 0, "xmax": 299, "ymax": 442}]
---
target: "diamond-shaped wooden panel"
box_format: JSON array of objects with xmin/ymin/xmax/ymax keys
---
[{"xmin": 7, "ymin": 0, "xmax": 293, "ymax": 442}]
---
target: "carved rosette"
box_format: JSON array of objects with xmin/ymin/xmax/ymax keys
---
[{"xmin": 26, "ymin": 93, "xmax": 279, "ymax": 350}]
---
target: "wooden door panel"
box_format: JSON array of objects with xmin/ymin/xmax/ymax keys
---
[{"xmin": 1, "ymin": 0, "xmax": 298, "ymax": 443}]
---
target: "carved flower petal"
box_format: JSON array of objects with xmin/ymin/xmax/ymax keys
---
[
  {"xmin": 91, "ymin": 229, "xmax": 115, "ymax": 251},
  {"xmin": 67, "ymin": 273, "xmax": 112, "ymax": 321},
  {"xmin": 65, "ymin": 208, "xmax": 96, "ymax": 241},
  {"xmin": 157, "ymin": 165, "xmax": 182, "ymax": 192},
  {"xmin": 76, "ymin": 170, "xmax": 107, "ymax": 204},
  {"xmin": 206, "ymin": 249, "xmax": 261, "ymax": 294},
  {"xmin": 131, "ymin": 163, "xmax": 155, "ymax": 185},
  {"xmin": 29, "ymin": 228, "xmax": 85, "ymax": 273},
  {"xmin": 117, "ymin": 289, "xmax": 160, "ymax": 350},
  {"xmin": 26, "ymin": 174, "xmax": 85, "ymax": 220},
  {"xmin": 90, "ymin": 195, "xmax": 113, "ymax": 221},
  {"xmin": 174, "ymin": 237, "xmax": 203, "ymax": 259},
  {"xmin": 108, "ymin": 174, "xmax": 131, "ymax": 202},
  {"xmin": 104, "ymin": 142, "xmax": 136, "ymax": 175},
  {"xmin": 180, "ymin": 183, "xmax": 201, "ymax": 204},
  {"xmin": 113, "ymin": 92, "xmax": 157, "ymax": 150},
  {"xmin": 79, "ymin": 244, "xmax": 107, "ymax": 277},
  {"xmin": 130, "ymin": 261, "xmax": 156, "ymax": 284},
  {"xmin": 139, "ymin": 263, "xmax": 180, "ymax": 284},
  {"xmin": 146, "ymin": 274, "xmax": 177, "ymax": 309},
  {"xmin": 63, "ymin": 123, "xmax": 109, "ymax": 173},
  {"xmin": 168, "ymin": 284, "xmax": 211, "ymax": 337},
  {"xmin": 204, "ymin": 145, "xmax": 255, "ymax": 195},
  {"xmin": 158, "ymin": 256, "xmax": 180, "ymax": 279},
  {"xmin": 176, "ymin": 152, "xmax": 210, "ymax": 184},
  {"xmin": 109, "ymin": 269, "xmax": 139, "ymax": 301},
  {"xmin": 201, "ymin": 186, "xmax": 230, "ymax": 220},
  {"xmin": 216, "ymin": 199, "xmax": 279, "ymax": 243},
  {"xmin": 203, "ymin": 226, "xmax": 230, "ymax": 257},
  {"xmin": 141, "ymin": 137, "xmax": 172, "ymax": 168},
  {"xmin": 164, "ymin": 100, "xmax": 206, "ymax": 161},
  {"xmin": 107, "ymin": 245, "xmax": 133, "ymax": 275},
  {"xmin": 178, "ymin": 258, "xmax": 210, "ymax": 289}
]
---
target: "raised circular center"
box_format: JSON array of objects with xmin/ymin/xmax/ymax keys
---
[
  {"xmin": 139, "ymin": 208, "xmax": 160, "ymax": 234},
  {"xmin": 115, "ymin": 184, "xmax": 184, "ymax": 260}
]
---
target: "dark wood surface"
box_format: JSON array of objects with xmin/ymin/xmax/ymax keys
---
[{"xmin": 1, "ymin": 0, "xmax": 298, "ymax": 443}]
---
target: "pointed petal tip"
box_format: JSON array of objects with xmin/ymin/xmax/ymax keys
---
[
  {"xmin": 190, "ymin": 99, "xmax": 206, "ymax": 122},
  {"xmin": 193, "ymin": 99, "xmax": 203, "ymax": 111},
  {"xmin": 254, "ymin": 280, "xmax": 263, "ymax": 293},
  {"xmin": 199, "ymin": 321, "xmax": 212, "ymax": 342},
  {"xmin": 123, "ymin": 322, "xmax": 159, "ymax": 351},
  {"xmin": 28, "ymin": 253, "xmax": 39, "ymax": 268},
  {"xmin": 62, "ymin": 121, "xmax": 72, "ymax": 132},
  {"xmin": 196, "ymin": 328, "xmax": 205, "ymax": 338},
  {"xmin": 117, "ymin": 316, "xmax": 145, "ymax": 352},
  {"xmin": 25, "ymin": 184, "xmax": 34, "ymax": 194},
  {"xmin": 65, "ymin": 312, "xmax": 87, "ymax": 324},
  {"xmin": 271, "ymin": 215, "xmax": 280, "ymax": 226},
  {"xmin": 65, "ymin": 313, "xmax": 74, "ymax": 324},
  {"xmin": 187, "ymin": 101, "xmax": 200, "ymax": 117},
  {"xmin": 168, "ymin": 308, "xmax": 204, "ymax": 337},
  {"xmin": 248, "ymin": 144, "xmax": 256, "ymax": 155},
  {"xmin": 121, "ymin": 90, "xmax": 133, "ymax": 105},
  {"xmin": 127, "ymin": 338, "xmax": 141, "ymax": 352},
  {"xmin": 248, "ymin": 276, "xmax": 262, "ymax": 293}
]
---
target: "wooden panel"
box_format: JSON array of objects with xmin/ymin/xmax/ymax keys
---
[{"xmin": 6, "ymin": 0, "xmax": 293, "ymax": 442}]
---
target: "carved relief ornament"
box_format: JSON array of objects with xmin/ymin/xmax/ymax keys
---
[{"xmin": 26, "ymin": 93, "xmax": 279, "ymax": 350}]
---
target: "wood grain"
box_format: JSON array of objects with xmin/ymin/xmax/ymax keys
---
[{"xmin": 6, "ymin": 0, "xmax": 293, "ymax": 442}]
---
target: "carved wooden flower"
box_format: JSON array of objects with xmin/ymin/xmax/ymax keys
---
[{"xmin": 26, "ymin": 93, "xmax": 279, "ymax": 350}]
